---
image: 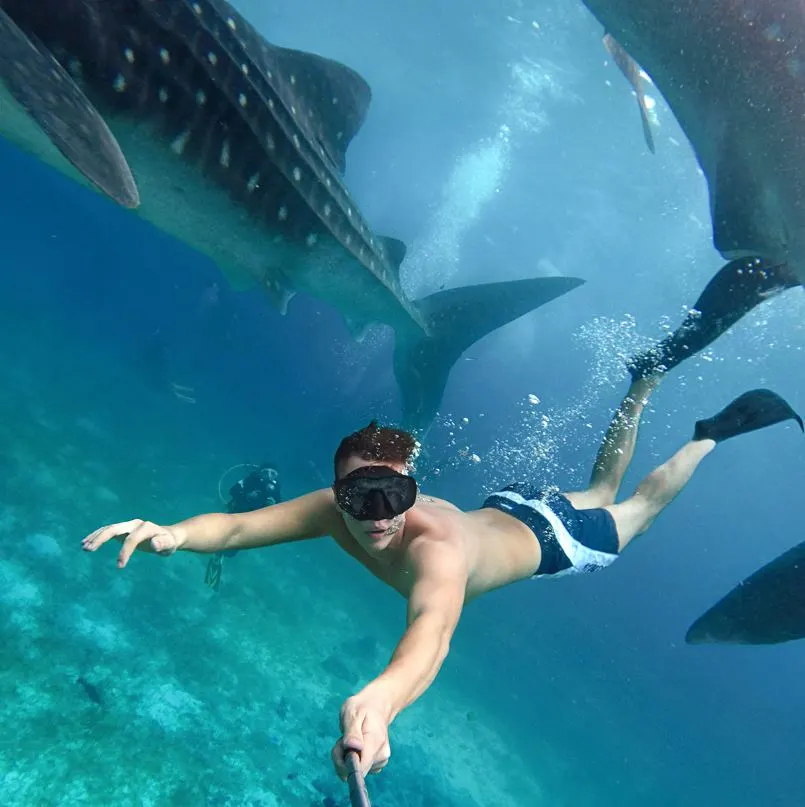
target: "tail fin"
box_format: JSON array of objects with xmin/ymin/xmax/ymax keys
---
[{"xmin": 394, "ymin": 276, "xmax": 584, "ymax": 431}]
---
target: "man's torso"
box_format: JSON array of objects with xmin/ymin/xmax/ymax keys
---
[{"xmin": 328, "ymin": 493, "xmax": 542, "ymax": 602}]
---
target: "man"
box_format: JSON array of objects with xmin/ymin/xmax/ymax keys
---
[
  {"xmin": 82, "ymin": 380, "xmax": 801, "ymax": 780},
  {"xmin": 204, "ymin": 462, "xmax": 282, "ymax": 591}
]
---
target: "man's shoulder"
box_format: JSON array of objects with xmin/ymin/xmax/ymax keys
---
[
  {"xmin": 414, "ymin": 492, "xmax": 463, "ymax": 513},
  {"xmin": 405, "ymin": 509, "xmax": 468, "ymax": 568}
]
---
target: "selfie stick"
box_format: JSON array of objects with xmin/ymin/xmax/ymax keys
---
[{"xmin": 345, "ymin": 751, "xmax": 372, "ymax": 807}]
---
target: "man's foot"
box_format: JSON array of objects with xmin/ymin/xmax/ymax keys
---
[
  {"xmin": 626, "ymin": 347, "xmax": 669, "ymax": 382},
  {"xmin": 693, "ymin": 389, "xmax": 804, "ymax": 443}
]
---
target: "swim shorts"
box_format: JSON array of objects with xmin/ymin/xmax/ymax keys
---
[{"xmin": 482, "ymin": 483, "xmax": 620, "ymax": 578}]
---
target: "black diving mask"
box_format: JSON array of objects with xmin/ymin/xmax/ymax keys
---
[{"xmin": 333, "ymin": 465, "xmax": 418, "ymax": 521}]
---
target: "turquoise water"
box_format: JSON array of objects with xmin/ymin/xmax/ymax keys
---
[{"xmin": 3, "ymin": 1, "xmax": 805, "ymax": 805}]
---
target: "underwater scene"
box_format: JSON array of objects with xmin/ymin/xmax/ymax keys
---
[{"xmin": 1, "ymin": 0, "xmax": 805, "ymax": 805}]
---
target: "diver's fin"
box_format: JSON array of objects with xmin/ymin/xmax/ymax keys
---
[
  {"xmin": 0, "ymin": 9, "xmax": 139, "ymax": 208},
  {"xmin": 205, "ymin": 554, "xmax": 224, "ymax": 591},
  {"xmin": 602, "ymin": 33, "xmax": 656, "ymax": 154},
  {"xmin": 394, "ymin": 276, "xmax": 585, "ymax": 431},
  {"xmin": 686, "ymin": 540, "xmax": 805, "ymax": 645},
  {"xmin": 628, "ymin": 258, "xmax": 800, "ymax": 380},
  {"xmin": 693, "ymin": 389, "xmax": 803, "ymax": 443}
]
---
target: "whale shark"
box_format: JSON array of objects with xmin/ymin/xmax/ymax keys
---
[
  {"xmin": 0, "ymin": 0, "xmax": 583, "ymax": 430},
  {"xmin": 686, "ymin": 540, "xmax": 805, "ymax": 645},
  {"xmin": 581, "ymin": 0, "xmax": 805, "ymax": 375}
]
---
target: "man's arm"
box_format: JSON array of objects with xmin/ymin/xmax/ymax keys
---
[
  {"xmin": 357, "ymin": 539, "xmax": 467, "ymax": 720},
  {"xmin": 333, "ymin": 538, "xmax": 467, "ymax": 778},
  {"xmin": 177, "ymin": 489, "xmax": 337, "ymax": 552},
  {"xmin": 82, "ymin": 488, "xmax": 338, "ymax": 567}
]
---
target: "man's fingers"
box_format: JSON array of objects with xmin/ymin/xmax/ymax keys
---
[
  {"xmin": 355, "ymin": 732, "xmax": 389, "ymax": 778},
  {"xmin": 82, "ymin": 520, "xmax": 143, "ymax": 552},
  {"xmin": 117, "ymin": 522, "xmax": 167, "ymax": 567}
]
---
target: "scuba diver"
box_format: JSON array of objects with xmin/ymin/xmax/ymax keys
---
[{"xmin": 203, "ymin": 463, "xmax": 282, "ymax": 590}]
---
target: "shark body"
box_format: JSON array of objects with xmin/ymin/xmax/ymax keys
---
[
  {"xmin": 583, "ymin": 0, "xmax": 805, "ymax": 277},
  {"xmin": 0, "ymin": 0, "xmax": 583, "ymax": 429}
]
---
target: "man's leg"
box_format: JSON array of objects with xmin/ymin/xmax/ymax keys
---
[
  {"xmin": 564, "ymin": 375, "xmax": 662, "ymax": 510},
  {"xmin": 604, "ymin": 438, "xmax": 716, "ymax": 551},
  {"xmin": 574, "ymin": 386, "xmax": 801, "ymax": 552}
]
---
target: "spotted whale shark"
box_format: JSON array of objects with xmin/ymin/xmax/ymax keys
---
[
  {"xmin": 581, "ymin": 0, "xmax": 805, "ymax": 376},
  {"xmin": 0, "ymin": 0, "xmax": 583, "ymax": 430}
]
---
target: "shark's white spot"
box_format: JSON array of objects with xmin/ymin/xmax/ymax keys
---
[
  {"xmin": 336, "ymin": 131, "xmax": 343, "ymax": 140},
  {"xmin": 323, "ymin": 204, "xmax": 332, "ymax": 217},
  {"xmin": 293, "ymin": 134, "xmax": 300, "ymax": 149},
  {"xmin": 171, "ymin": 130, "xmax": 192, "ymax": 155},
  {"xmin": 160, "ymin": 48, "xmax": 171, "ymax": 65},
  {"xmin": 247, "ymin": 174, "xmax": 260, "ymax": 192},
  {"xmin": 325, "ymin": 177, "xmax": 332, "ymax": 188},
  {"xmin": 332, "ymin": 96, "xmax": 339, "ymax": 105},
  {"xmin": 192, "ymin": 2, "xmax": 202, "ymax": 14},
  {"xmin": 370, "ymin": 260, "xmax": 376, "ymax": 271},
  {"xmin": 220, "ymin": 140, "xmax": 231, "ymax": 168},
  {"xmin": 292, "ymin": 167, "xmax": 302, "ymax": 182},
  {"xmin": 290, "ymin": 75, "xmax": 296, "ymax": 85},
  {"xmin": 306, "ymin": 234, "xmax": 318, "ymax": 247},
  {"xmin": 196, "ymin": 89, "xmax": 207, "ymax": 106},
  {"xmin": 238, "ymin": 93, "xmax": 248, "ymax": 108},
  {"xmin": 346, "ymin": 207, "xmax": 353, "ymax": 218},
  {"xmin": 345, "ymin": 234, "xmax": 352, "ymax": 246},
  {"xmin": 208, "ymin": 51, "xmax": 218, "ymax": 66},
  {"xmin": 764, "ymin": 22, "xmax": 783, "ymax": 41},
  {"xmin": 265, "ymin": 134, "xmax": 275, "ymax": 150},
  {"xmin": 278, "ymin": 206, "xmax": 288, "ymax": 221},
  {"xmin": 113, "ymin": 74, "xmax": 127, "ymax": 92},
  {"xmin": 267, "ymin": 70, "xmax": 273, "ymax": 81},
  {"xmin": 159, "ymin": 87, "xmax": 169, "ymax": 103},
  {"xmin": 241, "ymin": 63, "xmax": 249, "ymax": 76},
  {"xmin": 124, "ymin": 48, "xmax": 135, "ymax": 64},
  {"xmin": 291, "ymin": 106, "xmax": 297, "ymax": 116},
  {"xmin": 268, "ymin": 98, "xmax": 275, "ymax": 111},
  {"xmin": 227, "ymin": 16, "xmax": 237, "ymax": 30}
]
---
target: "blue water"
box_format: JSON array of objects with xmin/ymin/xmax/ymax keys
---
[{"xmin": 2, "ymin": 0, "xmax": 805, "ymax": 805}]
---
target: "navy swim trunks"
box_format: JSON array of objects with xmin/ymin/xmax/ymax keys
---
[{"xmin": 482, "ymin": 484, "xmax": 620, "ymax": 578}]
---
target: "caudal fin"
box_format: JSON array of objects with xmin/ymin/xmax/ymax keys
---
[{"xmin": 393, "ymin": 276, "xmax": 584, "ymax": 431}]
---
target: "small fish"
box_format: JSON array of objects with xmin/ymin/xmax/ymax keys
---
[{"xmin": 77, "ymin": 675, "xmax": 103, "ymax": 706}]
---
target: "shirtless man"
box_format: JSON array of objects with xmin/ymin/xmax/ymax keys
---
[{"xmin": 82, "ymin": 380, "xmax": 801, "ymax": 780}]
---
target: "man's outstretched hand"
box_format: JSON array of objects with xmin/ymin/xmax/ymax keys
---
[
  {"xmin": 332, "ymin": 693, "xmax": 392, "ymax": 779},
  {"xmin": 82, "ymin": 519, "xmax": 181, "ymax": 568}
]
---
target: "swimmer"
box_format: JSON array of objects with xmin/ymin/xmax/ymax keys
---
[
  {"xmin": 204, "ymin": 463, "xmax": 282, "ymax": 590},
  {"xmin": 82, "ymin": 382, "xmax": 801, "ymax": 780}
]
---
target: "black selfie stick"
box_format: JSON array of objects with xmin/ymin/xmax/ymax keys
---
[{"xmin": 345, "ymin": 750, "xmax": 372, "ymax": 807}]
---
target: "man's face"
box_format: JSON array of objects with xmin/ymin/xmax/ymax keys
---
[{"xmin": 335, "ymin": 455, "xmax": 409, "ymax": 553}]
